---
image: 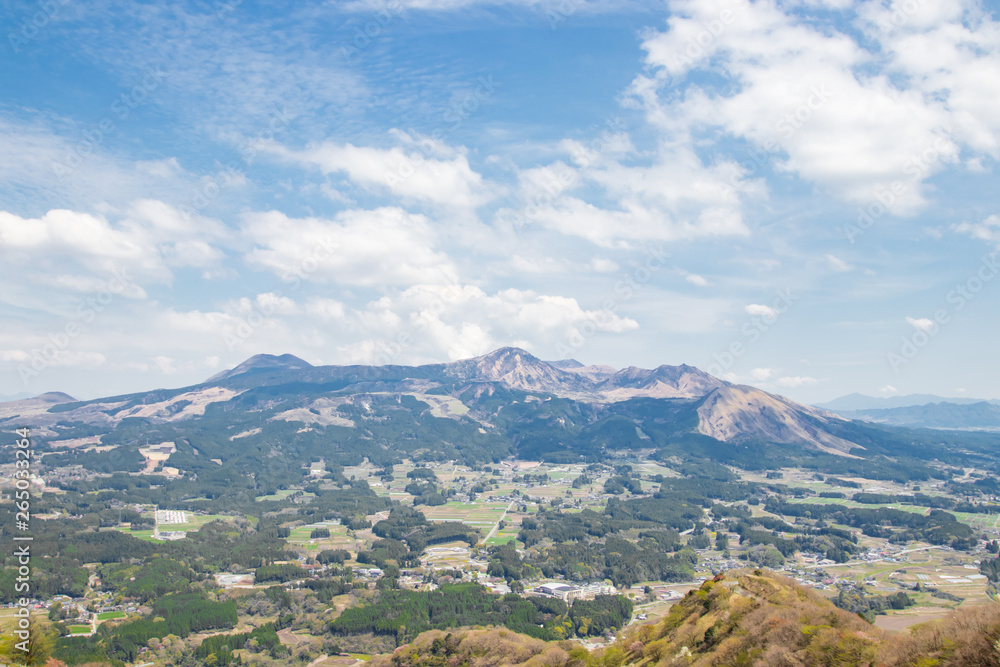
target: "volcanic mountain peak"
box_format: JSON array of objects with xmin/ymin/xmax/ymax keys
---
[
  {"xmin": 443, "ymin": 347, "xmax": 583, "ymax": 393},
  {"xmin": 697, "ymin": 384, "xmax": 856, "ymax": 455},
  {"xmin": 595, "ymin": 363, "xmax": 727, "ymax": 401},
  {"xmin": 207, "ymin": 353, "xmax": 313, "ymax": 382},
  {"xmin": 0, "ymin": 391, "xmax": 79, "ymax": 420},
  {"xmin": 34, "ymin": 391, "xmax": 77, "ymax": 403}
]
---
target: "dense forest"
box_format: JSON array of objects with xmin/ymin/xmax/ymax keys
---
[{"xmin": 329, "ymin": 583, "xmax": 632, "ymax": 642}]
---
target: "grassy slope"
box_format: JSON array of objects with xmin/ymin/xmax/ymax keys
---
[{"xmin": 376, "ymin": 570, "xmax": 1000, "ymax": 667}]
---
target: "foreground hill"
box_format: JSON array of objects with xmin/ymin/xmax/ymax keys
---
[{"xmin": 376, "ymin": 571, "xmax": 1000, "ymax": 667}]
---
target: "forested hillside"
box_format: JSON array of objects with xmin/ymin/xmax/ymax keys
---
[{"xmin": 375, "ymin": 571, "xmax": 1000, "ymax": 667}]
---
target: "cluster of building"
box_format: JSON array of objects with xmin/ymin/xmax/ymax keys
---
[{"xmin": 531, "ymin": 582, "xmax": 616, "ymax": 601}]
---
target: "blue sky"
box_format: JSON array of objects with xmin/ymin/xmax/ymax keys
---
[{"xmin": 2, "ymin": 0, "xmax": 999, "ymax": 403}]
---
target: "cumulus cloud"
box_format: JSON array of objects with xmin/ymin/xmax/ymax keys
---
[
  {"xmin": 337, "ymin": 283, "xmax": 639, "ymax": 364},
  {"xmin": 683, "ymin": 271, "xmax": 709, "ymax": 287},
  {"xmin": 745, "ymin": 304, "xmax": 778, "ymax": 318},
  {"xmin": 267, "ymin": 134, "xmax": 495, "ymax": 209},
  {"xmin": 905, "ymin": 316, "xmax": 936, "ymax": 332},
  {"xmin": 501, "ymin": 138, "xmax": 755, "ymax": 247},
  {"xmin": 954, "ymin": 214, "xmax": 1000, "ymax": 244},
  {"xmin": 589, "ymin": 258, "xmax": 620, "ymax": 273},
  {"xmin": 627, "ymin": 0, "xmax": 1000, "ymax": 214},
  {"xmin": 0, "ymin": 201, "xmax": 230, "ymax": 299},
  {"xmin": 242, "ymin": 207, "xmax": 457, "ymax": 286}
]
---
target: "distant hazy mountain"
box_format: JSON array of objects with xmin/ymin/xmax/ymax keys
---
[
  {"xmin": 844, "ymin": 401, "xmax": 1000, "ymax": 431},
  {"xmin": 0, "ymin": 391, "xmax": 35, "ymax": 403},
  {"xmin": 814, "ymin": 393, "xmax": 1000, "ymax": 430},
  {"xmin": 815, "ymin": 392, "xmax": 998, "ymax": 411},
  {"xmin": 0, "ymin": 392, "xmax": 78, "ymax": 421}
]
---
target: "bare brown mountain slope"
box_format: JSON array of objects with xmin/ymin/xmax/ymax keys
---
[
  {"xmin": 440, "ymin": 347, "xmax": 727, "ymax": 403},
  {"xmin": 697, "ymin": 385, "xmax": 859, "ymax": 455},
  {"xmin": 597, "ymin": 364, "xmax": 726, "ymax": 401},
  {"xmin": 440, "ymin": 347, "xmax": 590, "ymax": 395}
]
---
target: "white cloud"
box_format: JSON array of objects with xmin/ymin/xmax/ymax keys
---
[
  {"xmin": 683, "ymin": 271, "xmax": 709, "ymax": 287},
  {"xmin": 306, "ymin": 298, "xmax": 347, "ymax": 321},
  {"xmin": 864, "ymin": 1, "xmax": 1000, "ymax": 158},
  {"xmin": 751, "ymin": 367, "xmax": 773, "ymax": 381},
  {"xmin": 0, "ymin": 201, "xmax": 233, "ymax": 325},
  {"xmin": 338, "ymin": 283, "xmax": 640, "ymax": 364},
  {"xmin": 513, "ymin": 195, "xmax": 748, "ymax": 248},
  {"xmin": 508, "ymin": 255, "xmax": 570, "ymax": 274},
  {"xmin": 954, "ymin": 214, "xmax": 1000, "ymax": 244},
  {"xmin": 825, "ymin": 254, "xmax": 854, "ymax": 272},
  {"xmin": 905, "ymin": 316, "xmax": 936, "ymax": 332},
  {"xmin": 497, "ymin": 131, "xmax": 757, "ymax": 247},
  {"xmin": 878, "ymin": 384, "xmax": 899, "ymax": 395},
  {"xmin": 152, "ymin": 356, "xmax": 177, "ymax": 374},
  {"xmin": 268, "ymin": 135, "xmax": 494, "ymax": 209},
  {"xmin": 589, "ymin": 258, "xmax": 620, "ymax": 273},
  {"xmin": 242, "ymin": 207, "xmax": 457, "ymax": 286},
  {"xmin": 745, "ymin": 304, "xmax": 777, "ymax": 318},
  {"xmin": 628, "ymin": 0, "xmax": 1000, "ymax": 214},
  {"xmin": 776, "ymin": 375, "xmax": 819, "ymax": 388},
  {"xmin": 0, "ymin": 209, "xmax": 152, "ymax": 267},
  {"xmin": 255, "ymin": 293, "xmax": 299, "ymax": 315}
]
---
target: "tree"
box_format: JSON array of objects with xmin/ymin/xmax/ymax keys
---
[{"xmin": 0, "ymin": 617, "xmax": 56, "ymax": 666}]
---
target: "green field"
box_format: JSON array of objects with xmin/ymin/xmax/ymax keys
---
[
  {"xmin": 255, "ymin": 489, "xmax": 316, "ymax": 502},
  {"xmin": 114, "ymin": 528, "xmax": 159, "ymax": 542},
  {"xmin": 287, "ymin": 522, "xmax": 355, "ymax": 550},
  {"xmin": 785, "ymin": 497, "xmax": 930, "ymax": 515},
  {"xmin": 953, "ymin": 511, "xmax": 1000, "ymax": 532},
  {"xmin": 419, "ymin": 501, "xmax": 509, "ymax": 527},
  {"xmin": 784, "ymin": 498, "xmax": 1000, "ymax": 533},
  {"xmin": 69, "ymin": 625, "xmax": 91, "ymax": 634},
  {"xmin": 97, "ymin": 611, "xmax": 126, "ymax": 621},
  {"xmin": 484, "ymin": 526, "xmax": 522, "ymax": 547}
]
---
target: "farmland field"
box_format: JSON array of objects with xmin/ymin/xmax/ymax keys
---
[
  {"xmin": 419, "ymin": 501, "xmax": 509, "ymax": 528},
  {"xmin": 484, "ymin": 526, "xmax": 522, "ymax": 547},
  {"xmin": 255, "ymin": 489, "xmax": 316, "ymax": 502},
  {"xmin": 287, "ymin": 521, "xmax": 357, "ymax": 551},
  {"xmin": 114, "ymin": 527, "xmax": 158, "ymax": 541},
  {"xmin": 97, "ymin": 611, "xmax": 126, "ymax": 621}
]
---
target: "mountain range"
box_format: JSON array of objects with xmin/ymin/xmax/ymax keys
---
[
  {"xmin": 815, "ymin": 392, "xmax": 1000, "ymax": 411},
  {"xmin": 3, "ymin": 347, "xmax": 858, "ymax": 455},
  {"xmin": 4, "ymin": 347, "xmax": 996, "ymax": 491},
  {"xmin": 816, "ymin": 392, "xmax": 1000, "ymax": 431}
]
